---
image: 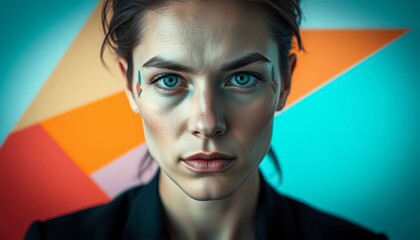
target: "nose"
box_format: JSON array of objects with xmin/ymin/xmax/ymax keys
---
[{"xmin": 188, "ymin": 86, "xmax": 227, "ymax": 139}]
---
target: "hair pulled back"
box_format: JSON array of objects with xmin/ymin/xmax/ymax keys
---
[{"xmin": 100, "ymin": 0, "xmax": 303, "ymax": 91}]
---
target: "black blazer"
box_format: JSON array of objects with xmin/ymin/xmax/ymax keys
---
[{"xmin": 25, "ymin": 172, "xmax": 387, "ymax": 239}]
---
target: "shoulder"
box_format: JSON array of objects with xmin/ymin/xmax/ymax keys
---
[
  {"xmin": 280, "ymin": 194, "xmax": 388, "ymax": 240},
  {"xmin": 25, "ymin": 186, "xmax": 143, "ymax": 240}
]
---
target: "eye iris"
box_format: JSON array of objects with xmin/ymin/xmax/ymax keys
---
[
  {"xmin": 163, "ymin": 76, "xmax": 178, "ymax": 87},
  {"xmin": 235, "ymin": 74, "xmax": 250, "ymax": 85}
]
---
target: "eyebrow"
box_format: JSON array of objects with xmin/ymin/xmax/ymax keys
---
[
  {"xmin": 143, "ymin": 56, "xmax": 195, "ymax": 73},
  {"xmin": 142, "ymin": 52, "xmax": 271, "ymax": 73},
  {"xmin": 221, "ymin": 52, "xmax": 271, "ymax": 71}
]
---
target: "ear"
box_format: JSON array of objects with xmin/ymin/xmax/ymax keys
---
[
  {"xmin": 276, "ymin": 53, "xmax": 297, "ymax": 112},
  {"xmin": 118, "ymin": 58, "xmax": 140, "ymax": 114}
]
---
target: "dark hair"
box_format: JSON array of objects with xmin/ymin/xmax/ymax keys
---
[{"xmin": 100, "ymin": 0, "xmax": 303, "ymax": 91}]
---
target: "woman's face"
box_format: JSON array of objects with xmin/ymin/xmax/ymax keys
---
[{"xmin": 123, "ymin": 0, "xmax": 290, "ymax": 200}]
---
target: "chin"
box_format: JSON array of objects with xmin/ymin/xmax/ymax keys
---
[{"xmin": 178, "ymin": 176, "xmax": 241, "ymax": 201}]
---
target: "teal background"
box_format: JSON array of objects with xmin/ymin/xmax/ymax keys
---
[
  {"xmin": 261, "ymin": 0, "xmax": 420, "ymax": 239},
  {"xmin": 0, "ymin": 0, "xmax": 97, "ymax": 146},
  {"xmin": 0, "ymin": 0, "xmax": 419, "ymax": 239}
]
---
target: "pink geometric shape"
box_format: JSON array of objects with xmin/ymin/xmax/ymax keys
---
[
  {"xmin": 0, "ymin": 125, "xmax": 109, "ymax": 240},
  {"xmin": 90, "ymin": 143, "xmax": 159, "ymax": 198}
]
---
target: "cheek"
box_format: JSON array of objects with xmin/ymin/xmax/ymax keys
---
[
  {"xmin": 139, "ymin": 90, "xmax": 185, "ymax": 139},
  {"xmin": 230, "ymin": 92, "xmax": 275, "ymax": 156},
  {"xmin": 139, "ymin": 101, "xmax": 183, "ymax": 161}
]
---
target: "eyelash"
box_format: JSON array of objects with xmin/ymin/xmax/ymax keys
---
[
  {"xmin": 149, "ymin": 72, "xmax": 266, "ymax": 93},
  {"xmin": 149, "ymin": 73, "xmax": 187, "ymax": 93},
  {"xmin": 226, "ymin": 71, "xmax": 265, "ymax": 89}
]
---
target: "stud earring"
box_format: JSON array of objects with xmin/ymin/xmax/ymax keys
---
[{"xmin": 133, "ymin": 106, "xmax": 139, "ymax": 113}]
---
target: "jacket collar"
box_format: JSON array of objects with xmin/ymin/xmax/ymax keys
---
[
  {"xmin": 122, "ymin": 170, "xmax": 300, "ymax": 240},
  {"xmin": 122, "ymin": 171, "xmax": 170, "ymax": 240},
  {"xmin": 255, "ymin": 172, "xmax": 300, "ymax": 239}
]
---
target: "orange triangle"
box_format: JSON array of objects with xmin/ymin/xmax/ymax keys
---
[
  {"xmin": 287, "ymin": 29, "xmax": 407, "ymax": 107},
  {"xmin": 41, "ymin": 92, "xmax": 145, "ymax": 174}
]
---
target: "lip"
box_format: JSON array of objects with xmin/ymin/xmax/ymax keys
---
[
  {"xmin": 182, "ymin": 152, "xmax": 236, "ymax": 173},
  {"xmin": 183, "ymin": 152, "xmax": 236, "ymax": 161}
]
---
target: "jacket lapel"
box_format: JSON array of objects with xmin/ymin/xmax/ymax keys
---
[
  {"xmin": 256, "ymin": 174, "xmax": 301, "ymax": 239},
  {"xmin": 122, "ymin": 171, "xmax": 170, "ymax": 240}
]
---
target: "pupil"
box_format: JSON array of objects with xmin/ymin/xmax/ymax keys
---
[
  {"xmin": 236, "ymin": 74, "xmax": 249, "ymax": 84},
  {"xmin": 164, "ymin": 76, "xmax": 177, "ymax": 87}
]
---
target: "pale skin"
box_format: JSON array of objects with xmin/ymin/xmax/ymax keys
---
[{"xmin": 118, "ymin": 1, "xmax": 296, "ymax": 239}]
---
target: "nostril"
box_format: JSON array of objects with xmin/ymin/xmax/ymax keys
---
[
  {"xmin": 214, "ymin": 129, "xmax": 224, "ymax": 136},
  {"xmin": 191, "ymin": 126, "xmax": 226, "ymax": 139}
]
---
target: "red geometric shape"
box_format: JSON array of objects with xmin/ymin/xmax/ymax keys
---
[
  {"xmin": 136, "ymin": 82, "xmax": 141, "ymax": 97},
  {"xmin": 0, "ymin": 125, "xmax": 109, "ymax": 240}
]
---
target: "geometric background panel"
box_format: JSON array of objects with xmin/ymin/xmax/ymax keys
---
[
  {"xmin": 0, "ymin": 0, "xmax": 98, "ymax": 146},
  {"xmin": 300, "ymin": 0, "xmax": 420, "ymax": 29},
  {"xmin": 14, "ymin": 5, "xmax": 123, "ymax": 132},
  {"xmin": 41, "ymin": 92, "xmax": 145, "ymax": 174},
  {"xmin": 91, "ymin": 143, "xmax": 159, "ymax": 198},
  {"xmin": 271, "ymin": 28, "xmax": 419, "ymax": 240},
  {"xmin": 0, "ymin": 125, "xmax": 109, "ymax": 240},
  {"xmin": 289, "ymin": 29, "xmax": 408, "ymax": 107}
]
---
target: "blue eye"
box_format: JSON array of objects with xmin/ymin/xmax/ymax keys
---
[
  {"xmin": 228, "ymin": 72, "xmax": 260, "ymax": 88},
  {"xmin": 153, "ymin": 74, "xmax": 184, "ymax": 90}
]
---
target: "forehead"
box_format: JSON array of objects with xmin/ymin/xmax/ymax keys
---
[{"xmin": 134, "ymin": 0, "xmax": 278, "ymax": 69}]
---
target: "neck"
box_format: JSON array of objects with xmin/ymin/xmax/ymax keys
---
[{"xmin": 159, "ymin": 170, "xmax": 261, "ymax": 240}]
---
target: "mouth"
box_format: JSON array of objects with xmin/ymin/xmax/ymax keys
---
[{"xmin": 181, "ymin": 152, "xmax": 236, "ymax": 173}]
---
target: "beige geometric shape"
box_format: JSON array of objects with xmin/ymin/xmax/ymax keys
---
[{"xmin": 14, "ymin": 3, "xmax": 124, "ymax": 131}]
